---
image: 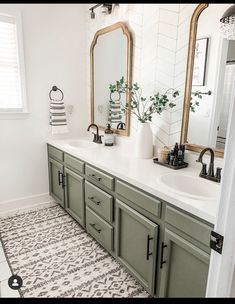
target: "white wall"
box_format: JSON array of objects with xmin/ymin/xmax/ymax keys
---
[{"xmin": 0, "ymin": 4, "xmax": 87, "ymax": 203}]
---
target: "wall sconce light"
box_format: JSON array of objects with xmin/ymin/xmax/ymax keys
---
[
  {"xmin": 89, "ymin": 3, "xmax": 119, "ymax": 19},
  {"xmin": 220, "ymin": 4, "xmax": 235, "ymax": 40}
]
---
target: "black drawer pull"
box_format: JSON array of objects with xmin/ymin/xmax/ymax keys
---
[
  {"xmin": 88, "ymin": 196, "xmax": 101, "ymax": 205},
  {"xmin": 62, "ymin": 174, "xmax": 66, "ymax": 188},
  {"xmin": 146, "ymin": 234, "xmax": 153, "ymax": 260},
  {"xmin": 89, "ymin": 174, "xmax": 102, "ymax": 181},
  {"xmin": 58, "ymin": 171, "xmax": 63, "ymax": 186},
  {"xmin": 160, "ymin": 242, "xmax": 167, "ymax": 268},
  {"xmin": 90, "ymin": 223, "xmax": 102, "ymax": 233}
]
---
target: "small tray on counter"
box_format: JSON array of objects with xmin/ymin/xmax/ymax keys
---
[{"xmin": 153, "ymin": 158, "xmax": 188, "ymax": 170}]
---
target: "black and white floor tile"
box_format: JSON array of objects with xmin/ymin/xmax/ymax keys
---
[{"xmin": 0, "ymin": 202, "xmax": 150, "ymax": 298}]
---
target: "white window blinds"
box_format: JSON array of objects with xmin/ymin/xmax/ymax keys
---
[{"xmin": 0, "ymin": 15, "xmax": 23, "ymax": 111}]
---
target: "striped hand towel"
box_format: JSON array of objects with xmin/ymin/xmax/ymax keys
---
[
  {"xmin": 108, "ymin": 100, "xmax": 123, "ymax": 125},
  {"xmin": 49, "ymin": 100, "xmax": 68, "ymax": 134}
]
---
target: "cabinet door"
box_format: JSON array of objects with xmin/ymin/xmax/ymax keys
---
[
  {"xmin": 48, "ymin": 158, "xmax": 64, "ymax": 208},
  {"xmin": 159, "ymin": 229, "xmax": 210, "ymax": 298},
  {"xmin": 64, "ymin": 167, "xmax": 85, "ymax": 227},
  {"xmin": 116, "ymin": 200, "xmax": 159, "ymax": 295}
]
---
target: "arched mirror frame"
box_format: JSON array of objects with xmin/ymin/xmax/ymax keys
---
[
  {"xmin": 180, "ymin": 3, "xmax": 224, "ymax": 158},
  {"xmin": 90, "ymin": 22, "xmax": 133, "ymax": 136}
]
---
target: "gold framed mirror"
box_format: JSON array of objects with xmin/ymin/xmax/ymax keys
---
[
  {"xmin": 90, "ymin": 22, "xmax": 133, "ymax": 136},
  {"xmin": 180, "ymin": 4, "xmax": 234, "ymax": 158}
]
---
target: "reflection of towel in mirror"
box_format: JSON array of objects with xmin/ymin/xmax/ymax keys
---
[
  {"xmin": 49, "ymin": 100, "xmax": 68, "ymax": 134},
  {"xmin": 108, "ymin": 100, "xmax": 122, "ymax": 125}
]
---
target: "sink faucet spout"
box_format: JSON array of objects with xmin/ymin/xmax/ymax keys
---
[
  {"xmin": 196, "ymin": 147, "xmax": 221, "ymax": 182},
  {"xmin": 87, "ymin": 124, "xmax": 103, "ymax": 144}
]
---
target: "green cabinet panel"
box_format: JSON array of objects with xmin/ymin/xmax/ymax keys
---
[
  {"xmin": 116, "ymin": 199, "xmax": 159, "ymax": 295},
  {"xmin": 64, "ymin": 153, "xmax": 85, "ymax": 174},
  {"xmin": 48, "ymin": 145, "xmax": 64, "ymax": 162},
  {"xmin": 48, "ymin": 157, "xmax": 64, "ymax": 208},
  {"xmin": 65, "ymin": 167, "xmax": 85, "ymax": 227},
  {"xmin": 86, "ymin": 206, "xmax": 114, "ymax": 252},
  {"xmin": 85, "ymin": 181, "xmax": 113, "ymax": 223},
  {"xmin": 116, "ymin": 180, "xmax": 161, "ymax": 218},
  {"xmin": 159, "ymin": 229, "xmax": 210, "ymax": 298},
  {"xmin": 86, "ymin": 165, "xmax": 115, "ymax": 190},
  {"xmin": 165, "ymin": 205, "xmax": 212, "ymax": 248}
]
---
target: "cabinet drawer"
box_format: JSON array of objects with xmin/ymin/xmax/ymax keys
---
[
  {"xmin": 165, "ymin": 205, "xmax": 212, "ymax": 247},
  {"xmin": 64, "ymin": 153, "xmax": 84, "ymax": 174},
  {"xmin": 116, "ymin": 180, "xmax": 161, "ymax": 218},
  {"xmin": 85, "ymin": 181, "xmax": 113, "ymax": 222},
  {"xmin": 85, "ymin": 165, "xmax": 114, "ymax": 191},
  {"xmin": 86, "ymin": 206, "xmax": 114, "ymax": 252},
  {"xmin": 48, "ymin": 145, "xmax": 63, "ymax": 162}
]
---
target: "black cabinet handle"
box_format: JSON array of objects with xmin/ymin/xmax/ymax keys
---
[
  {"xmin": 88, "ymin": 196, "xmax": 101, "ymax": 205},
  {"xmin": 146, "ymin": 234, "xmax": 153, "ymax": 260},
  {"xmin": 62, "ymin": 174, "xmax": 66, "ymax": 188},
  {"xmin": 160, "ymin": 242, "xmax": 167, "ymax": 268},
  {"xmin": 89, "ymin": 223, "xmax": 102, "ymax": 233},
  {"xmin": 89, "ymin": 174, "xmax": 102, "ymax": 181},
  {"xmin": 58, "ymin": 171, "xmax": 63, "ymax": 186}
]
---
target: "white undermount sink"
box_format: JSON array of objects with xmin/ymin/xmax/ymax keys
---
[
  {"xmin": 67, "ymin": 139, "xmax": 97, "ymax": 149},
  {"xmin": 157, "ymin": 173, "xmax": 220, "ymax": 201}
]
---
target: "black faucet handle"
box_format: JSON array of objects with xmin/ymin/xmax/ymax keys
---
[
  {"xmin": 92, "ymin": 132, "xmax": 97, "ymax": 142},
  {"xmin": 97, "ymin": 135, "xmax": 104, "ymax": 144},
  {"xmin": 216, "ymin": 167, "xmax": 222, "ymax": 182},
  {"xmin": 208, "ymin": 162, "xmax": 215, "ymax": 178},
  {"xmin": 200, "ymin": 163, "xmax": 207, "ymax": 176}
]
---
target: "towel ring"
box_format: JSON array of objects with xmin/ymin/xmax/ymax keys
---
[{"xmin": 49, "ymin": 86, "xmax": 64, "ymax": 101}]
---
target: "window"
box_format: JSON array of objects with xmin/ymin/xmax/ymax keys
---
[{"xmin": 0, "ymin": 13, "xmax": 27, "ymax": 115}]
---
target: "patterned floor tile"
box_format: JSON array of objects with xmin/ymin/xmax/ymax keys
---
[{"xmin": 0, "ymin": 203, "xmax": 150, "ymax": 298}]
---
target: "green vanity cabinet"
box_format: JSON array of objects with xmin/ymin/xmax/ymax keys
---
[
  {"xmin": 158, "ymin": 205, "xmax": 212, "ymax": 298},
  {"xmin": 48, "ymin": 157, "xmax": 65, "ymax": 208},
  {"xmin": 47, "ymin": 145, "xmax": 85, "ymax": 227},
  {"xmin": 159, "ymin": 229, "xmax": 210, "ymax": 298},
  {"xmin": 47, "ymin": 143, "xmax": 214, "ymax": 298},
  {"xmin": 115, "ymin": 199, "xmax": 159, "ymax": 295},
  {"xmin": 64, "ymin": 167, "xmax": 85, "ymax": 227}
]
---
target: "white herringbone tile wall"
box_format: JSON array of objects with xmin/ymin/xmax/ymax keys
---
[{"xmin": 85, "ymin": 4, "xmax": 197, "ymax": 154}]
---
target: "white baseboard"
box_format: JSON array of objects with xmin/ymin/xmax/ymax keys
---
[{"xmin": 0, "ymin": 193, "xmax": 53, "ymax": 214}]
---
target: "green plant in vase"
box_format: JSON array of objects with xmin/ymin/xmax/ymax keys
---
[
  {"xmin": 109, "ymin": 76, "xmax": 179, "ymax": 123},
  {"xmin": 109, "ymin": 77, "xmax": 179, "ymax": 159}
]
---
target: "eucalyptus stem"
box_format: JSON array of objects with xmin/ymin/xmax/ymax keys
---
[{"xmin": 109, "ymin": 77, "xmax": 179, "ymax": 123}]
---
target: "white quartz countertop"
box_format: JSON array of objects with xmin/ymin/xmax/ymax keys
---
[{"xmin": 47, "ymin": 138, "xmax": 220, "ymax": 224}]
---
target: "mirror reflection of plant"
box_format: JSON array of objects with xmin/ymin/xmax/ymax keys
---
[
  {"xmin": 109, "ymin": 77, "xmax": 179, "ymax": 123},
  {"xmin": 190, "ymin": 90, "xmax": 212, "ymax": 112}
]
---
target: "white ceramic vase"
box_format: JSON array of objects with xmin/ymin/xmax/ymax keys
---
[{"xmin": 135, "ymin": 122, "xmax": 153, "ymax": 159}]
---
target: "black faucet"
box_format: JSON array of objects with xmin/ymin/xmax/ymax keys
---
[
  {"xmin": 87, "ymin": 124, "xmax": 103, "ymax": 144},
  {"xmin": 117, "ymin": 122, "xmax": 126, "ymax": 130},
  {"xmin": 196, "ymin": 147, "xmax": 222, "ymax": 183}
]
